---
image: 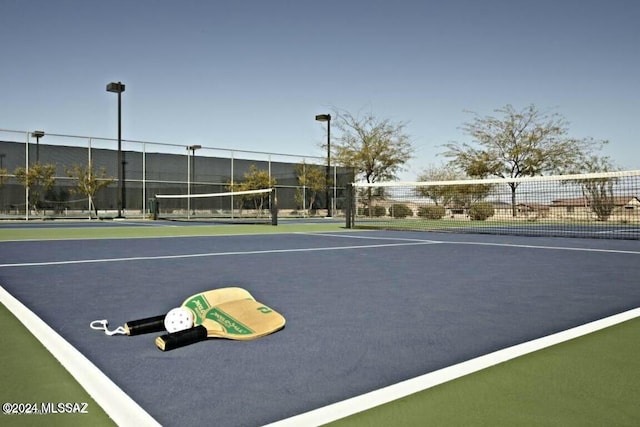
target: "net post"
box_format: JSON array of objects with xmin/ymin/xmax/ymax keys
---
[
  {"xmin": 270, "ymin": 188, "xmax": 278, "ymax": 226},
  {"xmin": 345, "ymin": 183, "xmax": 353, "ymax": 228}
]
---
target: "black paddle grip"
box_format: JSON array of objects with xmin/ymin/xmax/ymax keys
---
[
  {"xmin": 124, "ymin": 315, "xmax": 166, "ymax": 336},
  {"xmin": 156, "ymin": 325, "xmax": 208, "ymax": 351}
]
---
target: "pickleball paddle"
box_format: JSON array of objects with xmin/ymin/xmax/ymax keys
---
[
  {"xmin": 124, "ymin": 287, "xmax": 254, "ymax": 335},
  {"xmin": 155, "ymin": 299, "xmax": 285, "ymax": 351}
]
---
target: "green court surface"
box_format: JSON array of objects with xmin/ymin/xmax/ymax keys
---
[
  {"xmin": 0, "ymin": 303, "xmax": 115, "ymax": 427},
  {"xmin": 328, "ymin": 316, "xmax": 640, "ymax": 427},
  {"xmin": 0, "ymin": 221, "xmax": 347, "ymax": 241}
]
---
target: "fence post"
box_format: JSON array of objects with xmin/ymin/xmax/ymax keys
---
[
  {"xmin": 271, "ymin": 188, "xmax": 278, "ymax": 226},
  {"xmin": 345, "ymin": 183, "xmax": 353, "ymax": 228}
]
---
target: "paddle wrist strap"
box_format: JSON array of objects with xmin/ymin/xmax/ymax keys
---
[{"xmin": 89, "ymin": 320, "xmax": 127, "ymax": 336}]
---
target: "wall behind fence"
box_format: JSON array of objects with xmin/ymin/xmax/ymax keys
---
[{"xmin": 0, "ymin": 129, "xmax": 352, "ymax": 218}]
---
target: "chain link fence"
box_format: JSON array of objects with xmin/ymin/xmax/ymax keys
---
[{"xmin": 0, "ymin": 129, "xmax": 352, "ymax": 220}]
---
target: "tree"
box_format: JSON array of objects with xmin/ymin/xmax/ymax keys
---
[
  {"xmin": 332, "ymin": 111, "xmax": 414, "ymax": 183},
  {"xmin": 332, "ymin": 110, "xmax": 414, "ymax": 215},
  {"xmin": 442, "ymin": 104, "xmax": 607, "ymax": 216},
  {"xmin": 417, "ymin": 164, "xmax": 493, "ymax": 209},
  {"xmin": 571, "ymin": 155, "xmax": 619, "ymax": 221},
  {"xmin": 294, "ymin": 161, "xmax": 325, "ymax": 215},
  {"xmin": 66, "ymin": 162, "xmax": 115, "ymax": 219},
  {"xmin": 228, "ymin": 165, "xmax": 276, "ymax": 213},
  {"xmin": 14, "ymin": 162, "xmax": 57, "ymax": 213}
]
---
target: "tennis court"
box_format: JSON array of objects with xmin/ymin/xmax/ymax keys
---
[{"xmin": 1, "ymin": 221, "xmax": 639, "ymax": 426}]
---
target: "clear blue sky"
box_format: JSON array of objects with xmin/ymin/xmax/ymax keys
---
[{"xmin": 2, "ymin": 0, "xmax": 638, "ymax": 179}]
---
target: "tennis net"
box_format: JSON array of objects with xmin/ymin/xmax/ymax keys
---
[
  {"xmin": 153, "ymin": 188, "xmax": 277, "ymax": 224},
  {"xmin": 346, "ymin": 170, "xmax": 640, "ymax": 239}
]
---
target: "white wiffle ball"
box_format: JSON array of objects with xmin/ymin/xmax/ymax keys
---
[{"xmin": 164, "ymin": 307, "xmax": 195, "ymax": 333}]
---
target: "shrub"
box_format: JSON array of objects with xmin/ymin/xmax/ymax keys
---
[
  {"xmin": 417, "ymin": 205, "xmax": 446, "ymax": 219},
  {"xmin": 373, "ymin": 205, "xmax": 387, "ymax": 217},
  {"xmin": 390, "ymin": 203, "xmax": 413, "ymax": 218},
  {"xmin": 468, "ymin": 202, "xmax": 495, "ymax": 220},
  {"xmin": 358, "ymin": 205, "xmax": 387, "ymax": 217}
]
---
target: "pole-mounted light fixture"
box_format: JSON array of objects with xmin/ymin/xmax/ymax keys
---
[
  {"xmin": 31, "ymin": 131, "xmax": 45, "ymax": 163},
  {"xmin": 106, "ymin": 82, "xmax": 125, "ymax": 217},
  {"xmin": 315, "ymin": 114, "xmax": 332, "ymax": 217}
]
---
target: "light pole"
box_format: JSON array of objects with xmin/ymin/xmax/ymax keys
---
[
  {"xmin": 31, "ymin": 131, "xmax": 44, "ymax": 163},
  {"xmin": 315, "ymin": 114, "xmax": 332, "ymax": 217},
  {"xmin": 106, "ymin": 81, "xmax": 125, "ymax": 217},
  {"xmin": 186, "ymin": 144, "xmax": 202, "ymax": 218}
]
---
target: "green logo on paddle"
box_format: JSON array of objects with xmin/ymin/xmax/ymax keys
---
[
  {"xmin": 205, "ymin": 308, "xmax": 254, "ymax": 335},
  {"xmin": 184, "ymin": 295, "xmax": 211, "ymax": 324}
]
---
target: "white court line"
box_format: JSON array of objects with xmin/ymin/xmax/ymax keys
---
[
  {"xmin": 301, "ymin": 232, "xmax": 640, "ymax": 255},
  {"xmin": 0, "ymin": 241, "xmax": 438, "ymax": 268},
  {"xmin": 447, "ymin": 240, "xmax": 640, "ymax": 255},
  {"xmin": 265, "ymin": 307, "xmax": 640, "ymax": 427},
  {"xmin": 296, "ymin": 232, "xmax": 439, "ymax": 243},
  {"xmin": 0, "ymin": 285, "xmax": 161, "ymax": 427},
  {"xmin": 2, "ymin": 236, "xmax": 638, "ymax": 269}
]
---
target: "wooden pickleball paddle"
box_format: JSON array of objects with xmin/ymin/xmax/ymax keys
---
[
  {"xmin": 155, "ymin": 299, "xmax": 285, "ymax": 351},
  {"xmin": 124, "ymin": 287, "xmax": 254, "ymax": 335}
]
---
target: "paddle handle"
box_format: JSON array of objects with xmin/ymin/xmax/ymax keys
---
[
  {"xmin": 124, "ymin": 315, "xmax": 166, "ymax": 336},
  {"xmin": 155, "ymin": 325, "xmax": 208, "ymax": 351}
]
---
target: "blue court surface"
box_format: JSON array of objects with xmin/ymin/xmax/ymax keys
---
[{"xmin": 1, "ymin": 225, "xmax": 639, "ymax": 426}]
